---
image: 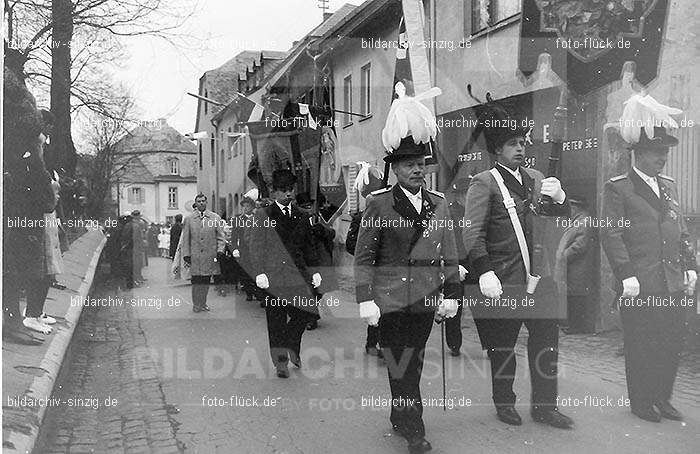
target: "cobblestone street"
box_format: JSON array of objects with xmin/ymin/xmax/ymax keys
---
[
  {"xmin": 34, "ymin": 258, "xmax": 699, "ymax": 454},
  {"xmin": 35, "ymin": 277, "xmax": 183, "ymax": 454}
]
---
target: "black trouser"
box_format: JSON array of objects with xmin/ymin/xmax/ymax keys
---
[
  {"xmin": 366, "ymin": 325, "xmax": 380, "ymax": 348},
  {"xmin": 265, "ymin": 300, "xmax": 316, "ymax": 366},
  {"xmin": 191, "ymin": 275, "xmax": 211, "ymax": 308},
  {"xmin": 379, "ymin": 310, "xmax": 434, "ymax": 439},
  {"xmin": 620, "ymin": 292, "xmax": 686, "ymax": 409},
  {"xmin": 484, "ymin": 318, "xmax": 559, "ymax": 408},
  {"xmin": 567, "ymin": 294, "xmax": 595, "ymax": 333},
  {"xmin": 445, "ymin": 300, "xmax": 463, "ymax": 351},
  {"xmin": 3, "ymin": 273, "xmax": 51, "ymax": 320}
]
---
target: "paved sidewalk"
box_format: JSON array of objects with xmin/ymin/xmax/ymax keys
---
[{"xmin": 2, "ymin": 229, "xmax": 106, "ymax": 454}]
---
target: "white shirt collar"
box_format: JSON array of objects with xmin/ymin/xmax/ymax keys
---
[
  {"xmin": 633, "ymin": 166, "xmax": 660, "ymax": 196},
  {"xmin": 399, "ymin": 184, "xmax": 422, "ymax": 213},
  {"xmin": 496, "ymin": 162, "xmax": 522, "ymax": 184},
  {"xmin": 275, "ymin": 201, "xmax": 292, "ymax": 215}
]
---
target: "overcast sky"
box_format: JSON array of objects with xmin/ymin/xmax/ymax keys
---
[{"xmin": 115, "ymin": 0, "xmax": 359, "ymax": 135}]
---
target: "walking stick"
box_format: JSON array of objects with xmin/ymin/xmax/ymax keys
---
[{"xmin": 440, "ymin": 319, "xmax": 447, "ymax": 412}]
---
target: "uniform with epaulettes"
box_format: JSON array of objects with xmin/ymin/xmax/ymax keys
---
[
  {"xmin": 602, "ymin": 172, "xmax": 695, "ymax": 295},
  {"xmin": 354, "ymin": 183, "xmax": 461, "ymax": 445},
  {"xmin": 354, "ymin": 185, "xmax": 461, "ymax": 314},
  {"xmin": 601, "ymin": 170, "xmax": 697, "ymax": 416}
]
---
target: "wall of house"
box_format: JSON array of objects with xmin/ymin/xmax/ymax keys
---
[
  {"xmin": 195, "ymin": 77, "xmax": 220, "ymax": 213},
  {"xmin": 154, "ymin": 181, "xmax": 198, "ymax": 222}
]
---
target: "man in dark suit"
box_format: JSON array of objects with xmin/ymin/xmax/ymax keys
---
[
  {"xmin": 602, "ymin": 125, "xmax": 696, "ymax": 422},
  {"xmin": 445, "ymin": 178, "xmax": 472, "ymax": 356},
  {"xmin": 463, "ymin": 104, "xmax": 573, "ymax": 429},
  {"xmin": 250, "ymin": 170, "xmax": 322, "ymax": 379},
  {"xmin": 169, "ymin": 214, "xmax": 183, "ymax": 259},
  {"xmin": 229, "ymin": 192, "xmax": 257, "ymax": 300},
  {"xmin": 354, "ymin": 137, "xmax": 461, "ymax": 454}
]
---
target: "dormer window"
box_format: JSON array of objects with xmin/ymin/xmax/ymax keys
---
[{"xmin": 169, "ymin": 158, "xmax": 179, "ymax": 175}]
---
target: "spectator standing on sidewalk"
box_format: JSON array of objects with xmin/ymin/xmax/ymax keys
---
[
  {"xmin": 181, "ymin": 193, "xmax": 226, "ymax": 312},
  {"xmin": 601, "ymin": 94, "xmax": 697, "ymax": 423},
  {"xmin": 554, "ymin": 195, "xmax": 596, "ymax": 334}
]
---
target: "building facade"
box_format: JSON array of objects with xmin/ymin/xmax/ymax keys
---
[{"xmin": 111, "ymin": 120, "xmax": 198, "ymax": 224}]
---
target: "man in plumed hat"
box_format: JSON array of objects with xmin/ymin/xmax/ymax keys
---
[
  {"xmin": 354, "ymin": 82, "xmax": 461, "ymax": 454},
  {"xmin": 601, "ymin": 94, "xmax": 697, "ymax": 422},
  {"xmin": 250, "ymin": 169, "xmax": 322, "ymax": 378},
  {"xmin": 463, "ymin": 100, "xmax": 573, "ymax": 429}
]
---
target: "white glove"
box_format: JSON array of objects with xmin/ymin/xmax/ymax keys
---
[
  {"xmin": 685, "ymin": 270, "xmax": 697, "ymax": 295},
  {"xmin": 359, "ymin": 300, "xmax": 381, "ymax": 326},
  {"xmin": 256, "ymin": 273, "xmax": 270, "ymax": 289},
  {"xmin": 541, "ymin": 177, "xmax": 566, "ymax": 203},
  {"xmin": 232, "ymin": 249, "xmax": 240, "ymax": 258},
  {"xmin": 621, "ymin": 276, "xmax": 640, "ymax": 298},
  {"xmin": 479, "ymin": 271, "xmax": 502, "ymax": 299},
  {"xmin": 437, "ymin": 298, "xmax": 459, "ymax": 319},
  {"xmin": 312, "ymin": 273, "xmax": 322, "ymax": 289},
  {"xmin": 458, "ymin": 265, "xmax": 468, "ymax": 281}
]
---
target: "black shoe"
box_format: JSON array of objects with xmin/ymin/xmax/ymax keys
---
[
  {"xmin": 496, "ymin": 406, "xmax": 522, "ymax": 426},
  {"xmin": 531, "ymin": 407, "xmax": 574, "ymax": 429},
  {"xmin": 201, "ymin": 305, "xmax": 211, "ymax": 312},
  {"xmin": 654, "ymin": 401, "xmax": 682, "ymax": 421},
  {"xmin": 192, "ymin": 306, "xmax": 203, "ymax": 313},
  {"xmin": 407, "ymin": 437, "xmax": 432, "ymax": 454},
  {"xmin": 631, "ymin": 405, "xmax": 662, "ymax": 422},
  {"xmin": 449, "ymin": 347, "xmax": 461, "ymax": 357},
  {"xmin": 260, "ymin": 301, "xmax": 265, "ymax": 308},
  {"xmin": 289, "ymin": 352, "xmax": 301, "ymax": 369},
  {"xmin": 306, "ymin": 320, "xmax": 318, "ymax": 330},
  {"xmin": 276, "ymin": 363, "xmax": 290, "ymax": 378}
]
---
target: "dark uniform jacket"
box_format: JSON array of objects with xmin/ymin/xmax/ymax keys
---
[
  {"xmin": 354, "ymin": 185, "xmax": 461, "ymax": 314},
  {"xmin": 463, "ymin": 164, "xmax": 570, "ymax": 285},
  {"xmin": 250, "ymin": 203, "xmax": 320, "ymax": 311},
  {"xmin": 601, "ymin": 171, "xmax": 696, "ymax": 295}
]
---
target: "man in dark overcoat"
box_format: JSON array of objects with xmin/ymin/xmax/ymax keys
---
[
  {"xmin": 602, "ymin": 123, "xmax": 696, "ymax": 422},
  {"xmin": 250, "ymin": 170, "xmax": 322, "ymax": 378},
  {"xmin": 463, "ymin": 103, "xmax": 573, "ymax": 429}
]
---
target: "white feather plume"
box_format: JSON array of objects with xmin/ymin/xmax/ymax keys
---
[
  {"xmin": 354, "ymin": 161, "xmax": 383, "ymax": 194},
  {"xmin": 616, "ymin": 93, "xmax": 682, "ymax": 144},
  {"xmin": 243, "ymin": 188, "xmax": 259, "ymax": 200},
  {"xmin": 382, "ymin": 82, "xmax": 441, "ymax": 151}
]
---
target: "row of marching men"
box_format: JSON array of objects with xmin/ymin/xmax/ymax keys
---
[
  {"xmin": 168, "ymin": 83, "xmax": 696, "ymax": 454},
  {"xmin": 348, "ymin": 85, "xmax": 696, "ymax": 454}
]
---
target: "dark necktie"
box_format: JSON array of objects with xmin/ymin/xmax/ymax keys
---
[{"xmin": 283, "ymin": 206, "xmax": 289, "ymax": 217}]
